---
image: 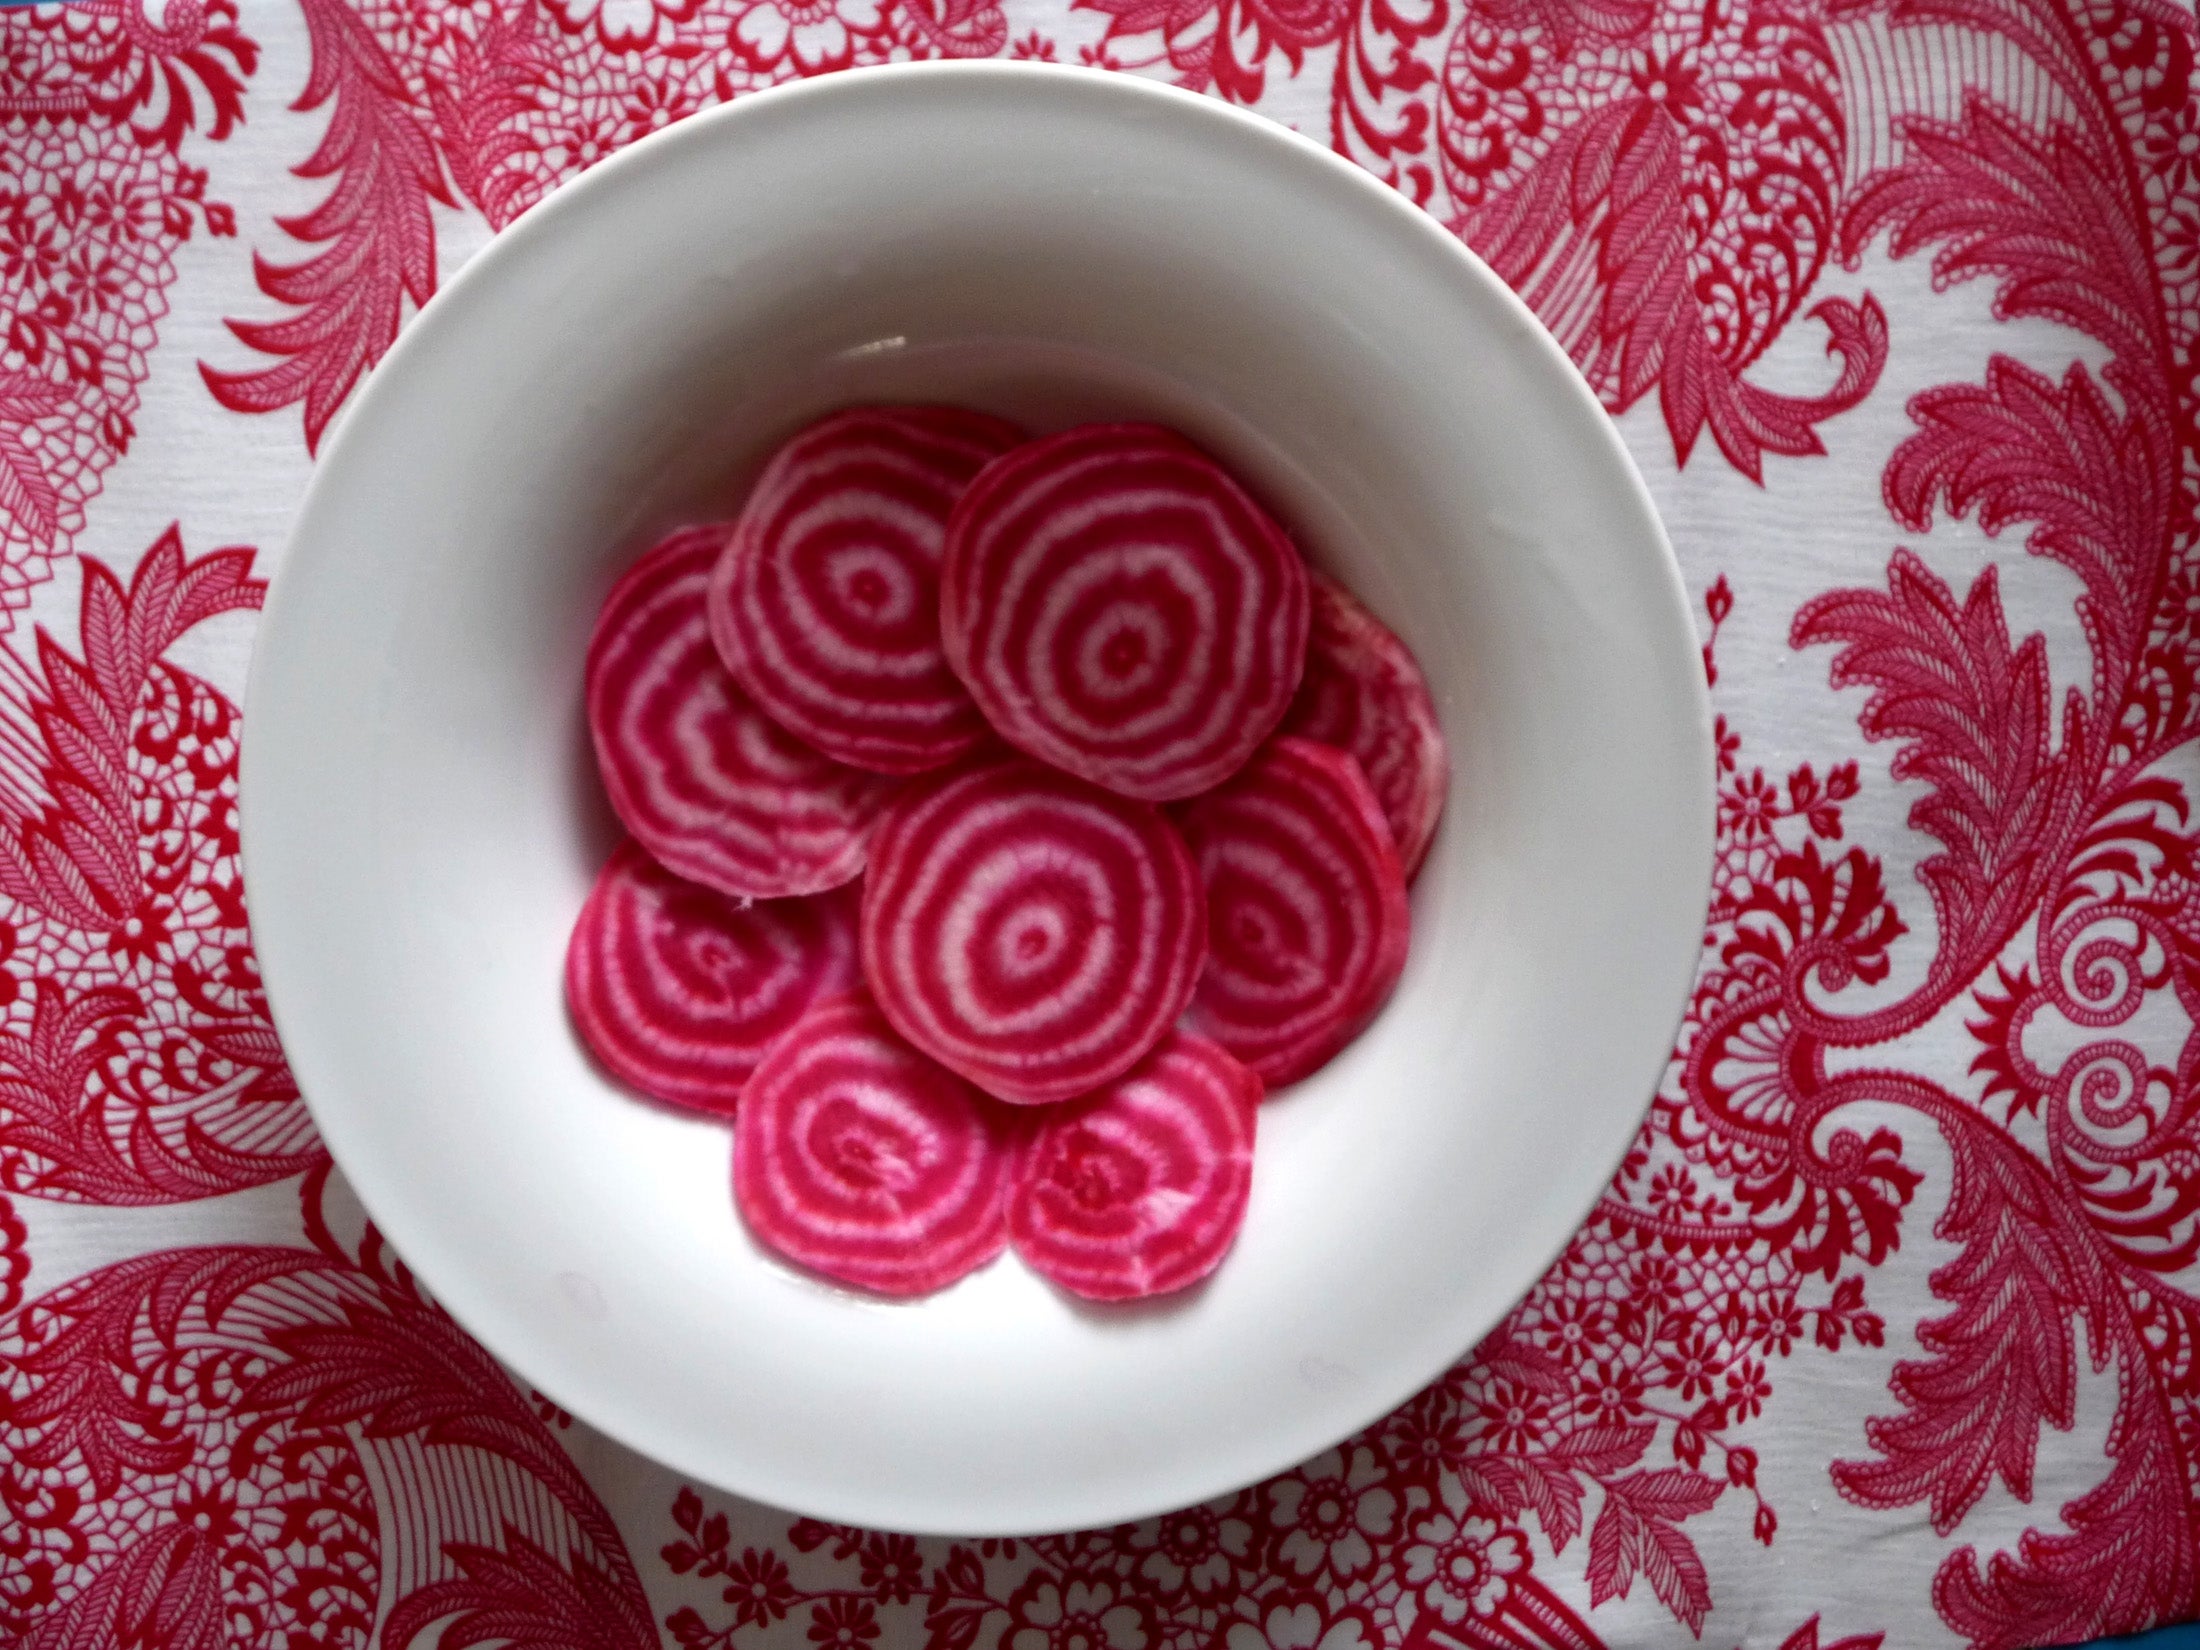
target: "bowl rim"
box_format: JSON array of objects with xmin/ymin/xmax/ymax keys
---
[{"xmin": 243, "ymin": 57, "xmax": 1715, "ymax": 1534}]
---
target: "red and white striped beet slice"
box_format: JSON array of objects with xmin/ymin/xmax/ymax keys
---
[
  {"xmin": 862, "ymin": 757, "xmax": 1206, "ymax": 1105},
  {"xmin": 565, "ymin": 842, "xmax": 859, "ymax": 1116},
  {"xmin": 733, "ymin": 992, "xmax": 1015, "ymax": 1296},
  {"xmin": 1283, "ymin": 574, "xmax": 1450, "ymax": 879},
  {"xmin": 586, "ymin": 524, "xmax": 895, "ymax": 898},
  {"xmin": 709, "ymin": 407, "xmax": 1021, "ymax": 775},
  {"xmin": 941, "ymin": 423, "xmax": 1310, "ymax": 801},
  {"xmin": 1180, "ymin": 737, "xmax": 1411, "ymax": 1087},
  {"xmin": 1008, "ymin": 1030, "xmax": 1260, "ymax": 1300}
]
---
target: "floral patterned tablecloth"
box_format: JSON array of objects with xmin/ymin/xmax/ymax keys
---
[{"xmin": 3, "ymin": 0, "xmax": 2199, "ymax": 1645}]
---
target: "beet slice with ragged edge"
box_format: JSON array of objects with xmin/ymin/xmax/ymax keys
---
[
  {"xmin": 862, "ymin": 756, "xmax": 1206, "ymax": 1106},
  {"xmin": 708, "ymin": 407, "xmax": 1021, "ymax": 775},
  {"xmin": 1283, "ymin": 573, "xmax": 1450, "ymax": 880},
  {"xmin": 565, "ymin": 842, "xmax": 859, "ymax": 1116},
  {"xmin": 940, "ymin": 423, "xmax": 1310, "ymax": 802},
  {"xmin": 732, "ymin": 991, "xmax": 1017, "ymax": 1297},
  {"xmin": 586, "ymin": 523, "xmax": 896, "ymax": 898},
  {"xmin": 1179, "ymin": 737, "xmax": 1411, "ymax": 1087},
  {"xmin": 1008, "ymin": 1030, "xmax": 1260, "ymax": 1300}
]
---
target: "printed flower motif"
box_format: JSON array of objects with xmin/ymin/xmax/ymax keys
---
[
  {"xmin": 1659, "ymin": 1324, "xmax": 1724, "ymax": 1402},
  {"xmin": 548, "ymin": 0, "xmax": 698, "ymax": 49},
  {"xmin": 730, "ymin": 0, "xmax": 885, "ymax": 73},
  {"xmin": 1719, "ymin": 769, "xmax": 1779, "ymax": 840},
  {"xmin": 1384, "ymin": 1391, "xmax": 1473, "ymax": 1476},
  {"xmin": 2142, "ymin": 100, "xmax": 2200, "ymax": 195},
  {"xmin": 1401, "ymin": 1486, "xmax": 1529, "ymax": 1625},
  {"xmin": 1577, "ymin": 1354, "xmax": 1647, "ymax": 1424},
  {"xmin": 721, "ymin": 1548, "xmax": 798, "ymax": 1629},
  {"xmin": 1468, "ymin": 1378, "xmax": 1553, "ymax": 1455},
  {"xmin": 1008, "ymin": 1574, "xmax": 1150, "ymax": 1650},
  {"xmin": 1538, "ymin": 1294, "xmax": 1610, "ymax": 1361},
  {"xmin": 808, "ymin": 1597, "xmax": 881, "ymax": 1650},
  {"xmin": 858, "ymin": 1532, "xmax": 925, "ymax": 1605},
  {"xmin": 1131, "ymin": 1501, "xmax": 1255, "ymax": 1600},
  {"xmin": 1266, "ymin": 1448, "xmax": 1398, "ymax": 1583},
  {"xmin": 1223, "ymin": 1601, "xmax": 1374, "ymax": 1650}
]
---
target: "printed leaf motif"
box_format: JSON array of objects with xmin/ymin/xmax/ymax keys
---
[
  {"xmin": 1584, "ymin": 1468, "xmax": 1722, "ymax": 1633},
  {"xmin": 383, "ymin": 1525, "xmax": 657, "ymax": 1650},
  {"xmin": 1793, "ymin": 553, "xmax": 2079, "ymax": 1023},
  {"xmin": 1832, "ymin": 1121, "xmax": 2105, "ymax": 1531},
  {"xmin": 201, "ymin": 0, "xmax": 454, "ymax": 450},
  {"xmin": 1840, "ymin": 97, "xmax": 2162, "ymax": 378},
  {"xmin": 1886, "ymin": 358, "xmax": 2170, "ymax": 713},
  {"xmin": 20, "ymin": 1522, "xmax": 222, "ymax": 1650}
]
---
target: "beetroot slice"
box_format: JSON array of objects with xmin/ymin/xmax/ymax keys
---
[
  {"xmin": 1283, "ymin": 574, "xmax": 1450, "ymax": 879},
  {"xmin": 586, "ymin": 524, "xmax": 895, "ymax": 898},
  {"xmin": 940, "ymin": 423, "xmax": 1310, "ymax": 802},
  {"xmin": 733, "ymin": 991, "xmax": 1015, "ymax": 1296},
  {"xmin": 709, "ymin": 407, "xmax": 1021, "ymax": 775},
  {"xmin": 862, "ymin": 757, "xmax": 1206, "ymax": 1105},
  {"xmin": 565, "ymin": 842, "xmax": 859, "ymax": 1116},
  {"xmin": 1180, "ymin": 737, "xmax": 1411, "ymax": 1087},
  {"xmin": 1008, "ymin": 1030, "xmax": 1260, "ymax": 1300}
]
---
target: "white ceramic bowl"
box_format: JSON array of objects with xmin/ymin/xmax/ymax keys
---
[{"xmin": 243, "ymin": 62, "xmax": 1713, "ymax": 1536}]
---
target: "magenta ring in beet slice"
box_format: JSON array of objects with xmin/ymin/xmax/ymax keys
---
[
  {"xmin": 861, "ymin": 756, "xmax": 1206, "ymax": 1106},
  {"xmin": 1283, "ymin": 573, "xmax": 1450, "ymax": 880},
  {"xmin": 1008, "ymin": 1030, "xmax": 1261, "ymax": 1300},
  {"xmin": 565, "ymin": 842, "xmax": 860, "ymax": 1116},
  {"xmin": 1180, "ymin": 737, "xmax": 1411, "ymax": 1087},
  {"xmin": 940, "ymin": 423, "xmax": 1310, "ymax": 802},
  {"xmin": 732, "ymin": 991, "xmax": 1017, "ymax": 1297},
  {"xmin": 709, "ymin": 407, "xmax": 1021, "ymax": 776},
  {"xmin": 585, "ymin": 523, "xmax": 897, "ymax": 898}
]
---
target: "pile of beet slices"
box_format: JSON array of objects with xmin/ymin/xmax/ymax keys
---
[{"xmin": 568, "ymin": 408, "xmax": 1448, "ymax": 1301}]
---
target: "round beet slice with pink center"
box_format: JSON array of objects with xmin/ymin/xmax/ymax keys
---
[
  {"xmin": 586, "ymin": 524, "xmax": 896, "ymax": 898},
  {"xmin": 1008, "ymin": 1030, "xmax": 1260, "ymax": 1300},
  {"xmin": 709, "ymin": 407, "xmax": 1021, "ymax": 775},
  {"xmin": 733, "ymin": 992, "xmax": 1016, "ymax": 1296},
  {"xmin": 565, "ymin": 842, "xmax": 859, "ymax": 1116},
  {"xmin": 1283, "ymin": 574, "xmax": 1450, "ymax": 880},
  {"xmin": 940, "ymin": 424, "xmax": 1310, "ymax": 802},
  {"xmin": 1180, "ymin": 737, "xmax": 1411, "ymax": 1087},
  {"xmin": 862, "ymin": 757, "xmax": 1206, "ymax": 1105}
]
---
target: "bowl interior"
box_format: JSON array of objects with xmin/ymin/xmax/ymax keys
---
[{"xmin": 244, "ymin": 63, "xmax": 1712, "ymax": 1535}]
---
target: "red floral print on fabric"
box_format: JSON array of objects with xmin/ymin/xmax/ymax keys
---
[{"xmin": 6, "ymin": 0, "xmax": 2200, "ymax": 1640}]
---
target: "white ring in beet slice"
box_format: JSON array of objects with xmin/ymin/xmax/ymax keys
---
[
  {"xmin": 1283, "ymin": 574, "xmax": 1451, "ymax": 880},
  {"xmin": 732, "ymin": 992, "xmax": 1015, "ymax": 1297},
  {"xmin": 586, "ymin": 524, "xmax": 896, "ymax": 898},
  {"xmin": 565, "ymin": 842, "xmax": 859, "ymax": 1116},
  {"xmin": 1008, "ymin": 1030, "xmax": 1260, "ymax": 1300},
  {"xmin": 940, "ymin": 423, "xmax": 1310, "ymax": 802},
  {"xmin": 1179, "ymin": 737, "xmax": 1412, "ymax": 1087},
  {"xmin": 709, "ymin": 407, "xmax": 1022, "ymax": 775},
  {"xmin": 862, "ymin": 757, "xmax": 1206, "ymax": 1105}
]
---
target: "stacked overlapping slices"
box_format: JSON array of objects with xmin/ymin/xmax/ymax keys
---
[{"xmin": 568, "ymin": 407, "xmax": 1449, "ymax": 1301}]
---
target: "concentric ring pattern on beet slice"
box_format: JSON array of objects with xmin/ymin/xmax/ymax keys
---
[
  {"xmin": 1283, "ymin": 574, "xmax": 1450, "ymax": 880},
  {"xmin": 862, "ymin": 757, "xmax": 1206, "ymax": 1105},
  {"xmin": 708, "ymin": 407, "xmax": 1021, "ymax": 775},
  {"xmin": 565, "ymin": 842, "xmax": 859, "ymax": 1116},
  {"xmin": 940, "ymin": 423, "xmax": 1310, "ymax": 802},
  {"xmin": 1180, "ymin": 737, "xmax": 1411, "ymax": 1087},
  {"xmin": 732, "ymin": 992, "xmax": 1015, "ymax": 1297},
  {"xmin": 1008, "ymin": 1030, "xmax": 1260, "ymax": 1300},
  {"xmin": 586, "ymin": 524, "xmax": 896, "ymax": 898}
]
